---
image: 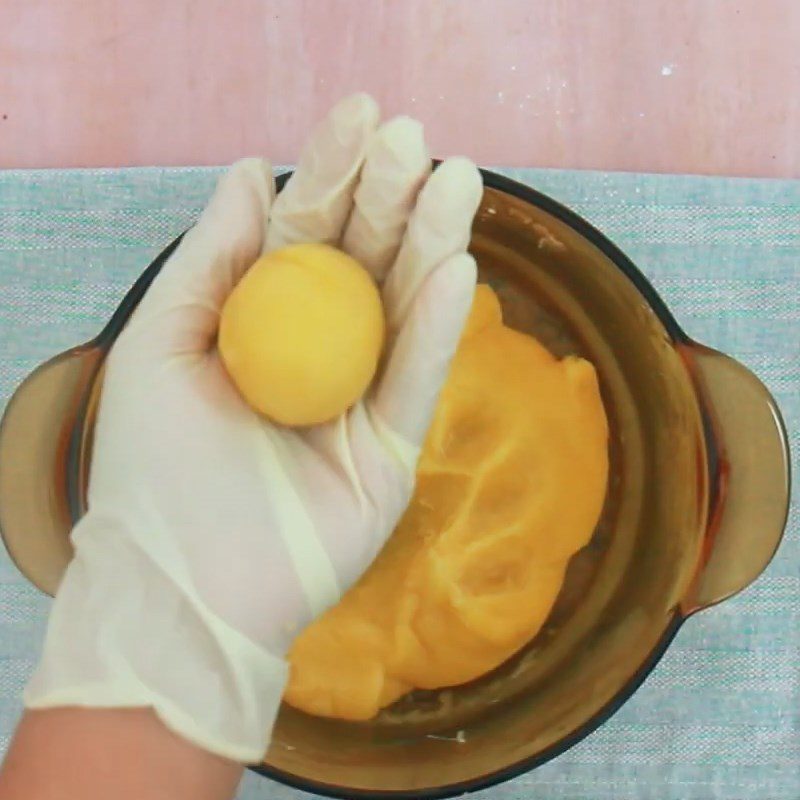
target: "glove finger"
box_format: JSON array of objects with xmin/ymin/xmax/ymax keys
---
[
  {"xmin": 126, "ymin": 157, "xmax": 274, "ymax": 354},
  {"xmin": 370, "ymin": 252, "xmax": 477, "ymax": 448},
  {"xmin": 264, "ymin": 93, "xmax": 380, "ymax": 252},
  {"xmin": 382, "ymin": 157, "xmax": 482, "ymax": 332},
  {"xmin": 341, "ymin": 116, "xmax": 431, "ymax": 282}
]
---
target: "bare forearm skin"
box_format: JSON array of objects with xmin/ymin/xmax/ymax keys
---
[{"xmin": 0, "ymin": 709, "xmax": 243, "ymax": 800}]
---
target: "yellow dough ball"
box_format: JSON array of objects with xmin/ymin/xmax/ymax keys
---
[{"xmin": 218, "ymin": 243, "xmax": 385, "ymax": 426}]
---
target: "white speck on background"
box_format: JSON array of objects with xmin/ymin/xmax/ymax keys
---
[
  {"xmin": 410, "ymin": 96, "xmax": 416, "ymax": 103},
  {"xmin": 639, "ymin": 111, "xmax": 646, "ymax": 117},
  {"xmin": 510, "ymin": 65, "xmax": 517, "ymax": 71},
  {"xmin": 661, "ymin": 64, "xmax": 675, "ymax": 76},
  {"xmin": 497, "ymin": 91, "xmax": 505, "ymax": 103}
]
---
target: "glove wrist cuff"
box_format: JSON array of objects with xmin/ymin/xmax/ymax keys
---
[{"xmin": 25, "ymin": 512, "xmax": 287, "ymax": 763}]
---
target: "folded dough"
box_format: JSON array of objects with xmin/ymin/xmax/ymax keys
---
[{"xmin": 286, "ymin": 285, "xmax": 609, "ymax": 720}]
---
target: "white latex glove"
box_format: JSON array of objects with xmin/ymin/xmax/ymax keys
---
[{"xmin": 25, "ymin": 94, "xmax": 482, "ymax": 762}]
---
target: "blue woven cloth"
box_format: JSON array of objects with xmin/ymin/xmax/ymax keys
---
[{"xmin": 0, "ymin": 167, "xmax": 797, "ymax": 799}]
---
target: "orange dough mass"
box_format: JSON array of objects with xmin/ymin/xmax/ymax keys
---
[{"xmin": 286, "ymin": 285, "xmax": 609, "ymax": 720}]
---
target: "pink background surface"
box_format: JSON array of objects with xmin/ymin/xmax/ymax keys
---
[{"xmin": 1, "ymin": 0, "xmax": 799, "ymax": 177}]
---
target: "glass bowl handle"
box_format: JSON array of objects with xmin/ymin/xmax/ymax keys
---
[
  {"xmin": 681, "ymin": 344, "xmax": 791, "ymax": 613},
  {"xmin": 0, "ymin": 347, "xmax": 103, "ymax": 596},
  {"xmin": 0, "ymin": 232, "xmax": 188, "ymax": 597}
]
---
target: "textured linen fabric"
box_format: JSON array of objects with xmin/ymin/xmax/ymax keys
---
[{"xmin": 0, "ymin": 166, "xmax": 797, "ymax": 799}]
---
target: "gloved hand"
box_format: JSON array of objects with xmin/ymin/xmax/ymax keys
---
[{"xmin": 25, "ymin": 94, "xmax": 482, "ymax": 763}]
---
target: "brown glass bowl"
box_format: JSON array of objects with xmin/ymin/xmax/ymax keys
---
[{"xmin": 0, "ymin": 170, "xmax": 791, "ymax": 798}]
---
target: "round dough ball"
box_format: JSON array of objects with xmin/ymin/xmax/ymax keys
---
[{"xmin": 219, "ymin": 243, "xmax": 385, "ymax": 426}]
